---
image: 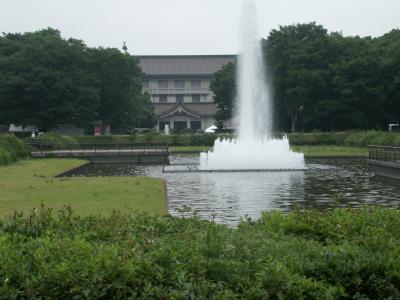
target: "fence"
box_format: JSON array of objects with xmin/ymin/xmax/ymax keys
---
[
  {"xmin": 368, "ymin": 145, "xmax": 400, "ymax": 162},
  {"xmin": 25, "ymin": 141, "xmax": 169, "ymax": 155}
]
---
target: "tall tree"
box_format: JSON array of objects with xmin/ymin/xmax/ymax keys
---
[
  {"xmin": 210, "ymin": 62, "xmax": 236, "ymax": 127},
  {"xmin": 0, "ymin": 29, "xmax": 100, "ymax": 130},
  {"xmin": 87, "ymin": 47, "xmax": 148, "ymax": 131},
  {"xmin": 264, "ymin": 22, "xmax": 333, "ymax": 132},
  {"xmin": 0, "ymin": 28, "xmax": 155, "ymax": 132}
]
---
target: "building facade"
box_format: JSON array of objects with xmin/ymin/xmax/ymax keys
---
[{"xmin": 137, "ymin": 55, "xmax": 235, "ymax": 132}]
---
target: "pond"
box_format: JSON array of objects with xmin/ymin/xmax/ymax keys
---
[{"xmin": 65, "ymin": 154, "xmax": 400, "ymax": 225}]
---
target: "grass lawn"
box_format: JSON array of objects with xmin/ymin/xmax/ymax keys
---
[
  {"xmin": 170, "ymin": 145, "xmax": 212, "ymax": 153},
  {"xmin": 170, "ymin": 145, "xmax": 368, "ymax": 157},
  {"xmin": 0, "ymin": 159, "xmax": 166, "ymax": 217},
  {"xmin": 292, "ymin": 145, "xmax": 368, "ymax": 157}
]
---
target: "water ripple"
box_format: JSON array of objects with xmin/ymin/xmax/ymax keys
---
[{"xmin": 67, "ymin": 155, "xmax": 400, "ymax": 226}]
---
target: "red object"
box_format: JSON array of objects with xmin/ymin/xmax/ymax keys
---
[{"xmin": 94, "ymin": 126, "xmax": 102, "ymax": 136}]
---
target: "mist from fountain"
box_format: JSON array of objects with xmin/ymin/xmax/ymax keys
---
[{"xmin": 199, "ymin": 0, "xmax": 305, "ymax": 170}]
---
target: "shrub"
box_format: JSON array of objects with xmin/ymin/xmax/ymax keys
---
[
  {"xmin": 288, "ymin": 131, "xmax": 400, "ymax": 147},
  {"xmin": 178, "ymin": 128, "xmax": 195, "ymax": 134},
  {"xmin": 33, "ymin": 133, "xmax": 79, "ymax": 145},
  {"xmin": 0, "ymin": 133, "xmax": 29, "ymax": 164},
  {"xmin": 393, "ymin": 134, "xmax": 400, "ymax": 145},
  {"xmin": 369, "ymin": 132, "xmax": 398, "ymax": 146},
  {"xmin": 0, "ymin": 148, "xmax": 12, "ymax": 165},
  {"xmin": 25, "ymin": 131, "xmax": 400, "ymax": 148},
  {"xmin": 0, "ymin": 206, "xmax": 399, "ymax": 298}
]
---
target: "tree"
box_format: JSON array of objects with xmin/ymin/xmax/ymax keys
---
[
  {"xmin": 264, "ymin": 23, "xmax": 333, "ymax": 132},
  {"xmin": 87, "ymin": 47, "xmax": 147, "ymax": 131},
  {"xmin": 0, "ymin": 29, "xmax": 100, "ymax": 130},
  {"xmin": 265, "ymin": 25, "xmax": 400, "ymax": 131},
  {"xmin": 210, "ymin": 62, "xmax": 236, "ymax": 127},
  {"xmin": 373, "ymin": 30, "xmax": 400, "ymax": 126},
  {"xmin": 0, "ymin": 28, "xmax": 156, "ymax": 132}
]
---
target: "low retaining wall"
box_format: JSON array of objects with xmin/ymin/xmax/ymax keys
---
[
  {"xmin": 368, "ymin": 159, "xmax": 400, "ymax": 180},
  {"xmin": 89, "ymin": 154, "xmax": 169, "ymax": 164}
]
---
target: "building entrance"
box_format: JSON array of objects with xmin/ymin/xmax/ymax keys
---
[{"xmin": 174, "ymin": 121, "xmax": 187, "ymax": 131}]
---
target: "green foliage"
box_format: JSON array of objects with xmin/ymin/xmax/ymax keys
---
[
  {"xmin": 265, "ymin": 22, "xmax": 333, "ymax": 133},
  {"xmin": 73, "ymin": 133, "xmax": 233, "ymax": 147},
  {"xmin": 288, "ymin": 131, "xmax": 400, "ymax": 147},
  {"xmin": 31, "ymin": 133, "xmax": 79, "ymax": 146},
  {"xmin": 86, "ymin": 49, "xmax": 155, "ymax": 130},
  {"xmin": 0, "ymin": 206, "xmax": 400, "ymax": 298},
  {"xmin": 0, "ymin": 133, "xmax": 29, "ymax": 165},
  {"xmin": 0, "ymin": 28, "xmax": 155, "ymax": 131},
  {"xmin": 0, "ymin": 149, "xmax": 12, "ymax": 165},
  {"xmin": 210, "ymin": 62, "xmax": 236, "ymax": 127},
  {"xmin": 265, "ymin": 25, "xmax": 400, "ymax": 132},
  {"xmin": 211, "ymin": 24, "xmax": 400, "ymax": 132},
  {"xmin": 30, "ymin": 131, "xmax": 400, "ymax": 148}
]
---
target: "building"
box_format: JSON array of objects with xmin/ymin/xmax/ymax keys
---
[{"xmin": 137, "ymin": 55, "xmax": 235, "ymax": 132}]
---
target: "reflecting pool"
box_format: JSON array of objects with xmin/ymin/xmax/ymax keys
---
[{"xmin": 65, "ymin": 155, "xmax": 400, "ymax": 225}]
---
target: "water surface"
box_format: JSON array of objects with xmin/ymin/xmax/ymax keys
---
[{"xmin": 67, "ymin": 155, "xmax": 400, "ymax": 225}]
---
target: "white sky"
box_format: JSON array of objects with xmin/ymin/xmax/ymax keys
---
[{"xmin": 1, "ymin": 0, "xmax": 399, "ymax": 55}]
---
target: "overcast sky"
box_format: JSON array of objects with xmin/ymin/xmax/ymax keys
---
[{"xmin": 1, "ymin": 0, "xmax": 399, "ymax": 55}]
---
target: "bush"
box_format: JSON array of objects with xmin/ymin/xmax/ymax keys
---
[
  {"xmin": 27, "ymin": 131, "xmax": 400, "ymax": 148},
  {"xmin": 0, "ymin": 148, "xmax": 12, "ymax": 165},
  {"xmin": 288, "ymin": 132, "xmax": 352, "ymax": 146},
  {"xmin": 288, "ymin": 131, "xmax": 400, "ymax": 147},
  {"xmin": 0, "ymin": 133, "xmax": 29, "ymax": 165},
  {"xmin": 32, "ymin": 133, "xmax": 79, "ymax": 146},
  {"xmin": 0, "ymin": 206, "xmax": 399, "ymax": 298},
  {"xmin": 72, "ymin": 133, "xmax": 233, "ymax": 147}
]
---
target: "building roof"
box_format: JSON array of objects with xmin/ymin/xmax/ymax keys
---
[
  {"xmin": 154, "ymin": 103, "xmax": 217, "ymax": 117},
  {"xmin": 136, "ymin": 55, "xmax": 235, "ymax": 77}
]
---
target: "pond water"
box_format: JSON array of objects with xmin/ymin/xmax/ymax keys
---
[{"xmin": 66, "ymin": 154, "xmax": 400, "ymax": 225}]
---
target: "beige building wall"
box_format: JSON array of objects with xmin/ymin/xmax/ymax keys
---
[{"xmin": 143, "ymin": 78, "xmax": 214, "ymax": 103}]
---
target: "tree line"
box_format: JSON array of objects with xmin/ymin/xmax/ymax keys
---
[
  {"xmin": 212, "ymin": 23, "xmax": 400, "ymax": 132},
  {"xmin": 0, "ymin": 28, "xmax": 155, "ymax": 132}
]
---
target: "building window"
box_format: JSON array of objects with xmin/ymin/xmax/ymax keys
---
[
  {"xmin": 190, "ymin": 121, "xmax": 201, "ymax": 131},
  {"xmin": 176, "ymin": 95, "xmax": 184, "ymax": 103},
  {"xmin": 158, "ymin": 80, "xmax": 168, "ymax": 89},
  {"xmin": 175, "ymin": 80, "xmax": 184, "ymax": 89},
  {"xmin": 191, "ymin": 80, "xmax": 201, "ymax": 89},
  {"xmin": 174, "ymin": 121, "xmax": 187, "ymax": 132},
  {"xmin": 192, "ymin": 94, "xmax": 200, "ymax": 103},
  {"xmin": 142, "ymin": 80, "xmax": 149, "ymax": 88},
  {"xmin": 159, "ymin": 95, "xmax": 167, "ymax": 103}
]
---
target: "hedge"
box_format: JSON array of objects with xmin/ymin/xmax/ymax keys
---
[
  {"xmin": 25, "ymin": 131, "xmax": 400, "ymax": 148},
  {"xmin": 0, "ymin": 134, "xmax": 29, "ymax": 165},
  {"xmin": 74, "ymin": 133, "xmax": 233, "ymax": 146},
  {"xmin": 27, "ymin": 132, "xmax": 79, "ymax": 146},
  {"xmin": 0, "ymin": 206, "xmax": 399, "ymax": 298},
  {"xmin": 84, "ymin": 131, "xmax": 400, "ymax": 147},
  {"xmin": 286, "ymin": 131, "xmax": 400, "ymax": 147}
]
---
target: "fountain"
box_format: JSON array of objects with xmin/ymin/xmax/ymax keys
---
[{"xmin": 199, "ymin": 0, "xmax": 305, "ymax": 171}]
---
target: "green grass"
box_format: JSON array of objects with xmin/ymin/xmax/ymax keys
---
[
  {"xmin": 170, "ymin": 145, "xmax": 211, "ymax": 153},
  {"xmin": 293, "ymin": 145, "xmax": 368, "ymax": 157},
  {"xmin": 171, "ymin": 145, "xmax": 368, "ymax": 157},
  {"xmin": 0, "ymin": 159, "xmax": 166, "ymax": 217}
]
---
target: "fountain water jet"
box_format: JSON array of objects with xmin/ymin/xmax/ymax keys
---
[{"xmin": 199, "ymin": 0, "xmax": 305, "ymax": 171}]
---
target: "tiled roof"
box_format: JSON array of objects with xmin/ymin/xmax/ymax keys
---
[
  {"xmin": 136, "ymin": 55, "xmax": 235, "ymax": 76},
  {"xmin": 153, "ymin": 103, "xmax": 217, "ymax": 117}
]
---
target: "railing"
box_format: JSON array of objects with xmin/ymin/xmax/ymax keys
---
[
  {"xmin": 368, "ymin": 145, "xmax": 400, "ymax": 162},
  {"xmin": 25, "ymin": 141, "xmax": 169, "ymax": 155}
]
